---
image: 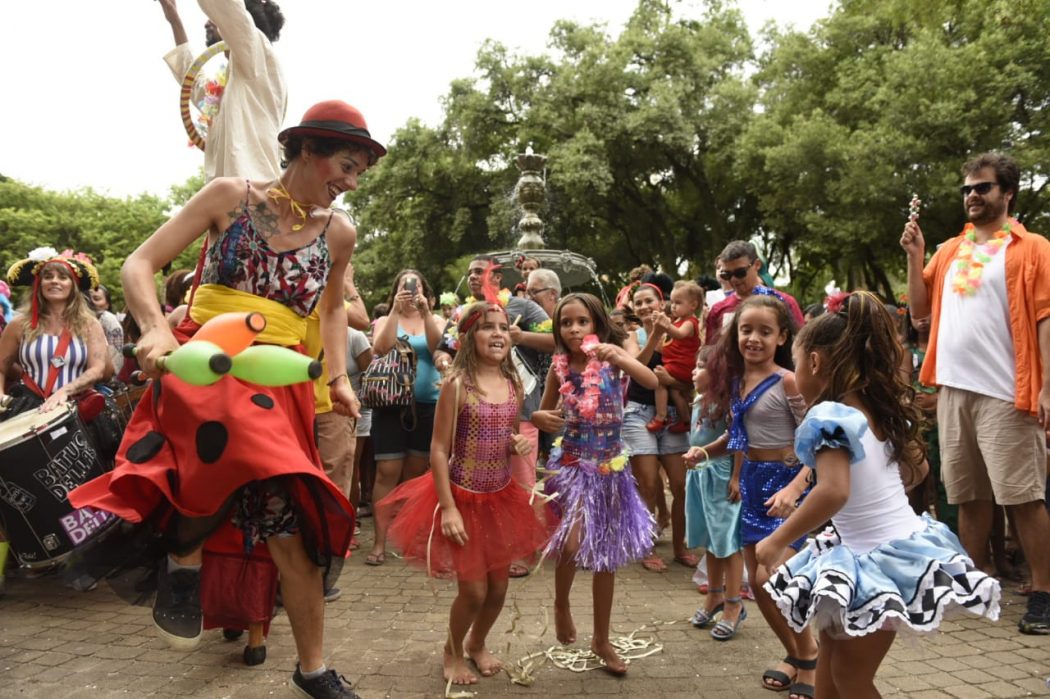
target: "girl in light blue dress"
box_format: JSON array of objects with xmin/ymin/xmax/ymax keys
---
[
  {"xmin": 758, "ymin": 292, "xmax": 1000, "ymax": 699},
  {"xmin": 683, "ymin": 346, "xmax": 745, "ymax": 640}
]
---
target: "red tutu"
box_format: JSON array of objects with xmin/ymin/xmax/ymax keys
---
[{"xmin": 379, "ymin": 474, "xmax": 555, "ymax": 581}]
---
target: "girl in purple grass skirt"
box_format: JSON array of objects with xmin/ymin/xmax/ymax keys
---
[{"xmin": 530, "ymin": 293, "xmax": 657, "ymax": 676}]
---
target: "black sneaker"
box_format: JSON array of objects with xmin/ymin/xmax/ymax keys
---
[
  {"xmin": 324, "ymin": 586, "xmax": 342, "ymax": 603},
  {"xmin": 1018, "ymin": 590, "xmax": 1050, "ymax": 635},
  {"xmin": 290, "ymin": 665, "xmax": 360, "ymax": 699},
  {"xmin": 153, "ymin": 563, "xmax": 203, "ymax": 650}
]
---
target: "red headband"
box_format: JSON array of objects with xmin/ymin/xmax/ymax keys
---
[
  {"xmin": 458, "ymin": 303, "xmax": 507, "ymax": 335},
  {"xmin": 636, "ymin": 282, "xmax": 664, "ymax": 301}
]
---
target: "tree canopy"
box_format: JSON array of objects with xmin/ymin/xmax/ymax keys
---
[
  {"xmin": 6, "ymin": 0, "xmax": 1050, "ymax": 310},
  {"xmin": 350, "ymin": 0, "xmax": 1050, "ymax": 305},
  {"xmin": 0, "ymin": 172, "xmax": 203, "ymax": 310}
]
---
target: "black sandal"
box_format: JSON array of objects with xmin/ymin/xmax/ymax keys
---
[
  {"xmin": 785, "ymin": 656, "xmax": 817, "ymax": 699},
  {"xmin": 243, "ymin": 644, "xmax": 266, "ymax": 666},
  {"xmin": 762, "ymin": 655, "xmax": 815, "ymax": 692},
  {"xmin": 761, "ymin": 656, "xmax": 795, "ymax": 692}
]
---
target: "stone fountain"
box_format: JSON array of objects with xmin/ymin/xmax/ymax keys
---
[
  {"xmin": 514, "ymin": 151, "xmax": 547, "ymax": 250},
  {"xmin": 488, "ymin": 150, "xmax": 601, "ymax": 295}
]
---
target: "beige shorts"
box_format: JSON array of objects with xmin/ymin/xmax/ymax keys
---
[
  {"xmin": 315, "ymin": 410, "xmax": 356, "ymax": 498},
  {"xmin": 937, "ymin": 386, "xmax": 1047, "ymax": 505}
]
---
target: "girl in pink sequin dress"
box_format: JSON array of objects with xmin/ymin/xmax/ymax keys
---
[{"xmin": 379, "ymin": 302, "xmax": 552, "ymax": 687}]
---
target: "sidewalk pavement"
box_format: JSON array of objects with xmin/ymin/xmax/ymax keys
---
[{"xmin": 1, "ymin": 519, "xmax": 1047, "ymax": 698}]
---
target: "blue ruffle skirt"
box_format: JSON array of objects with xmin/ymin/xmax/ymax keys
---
[{"xmin": 764, "ymin": 513, "xmax": 1000, "ymax": 637}]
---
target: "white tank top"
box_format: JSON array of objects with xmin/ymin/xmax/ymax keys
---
[{"xmin": 18, "ymin": 333, "xmax": 89, "ymax": 392}]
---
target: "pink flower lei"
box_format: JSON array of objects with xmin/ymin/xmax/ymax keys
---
[{"xmin": 552, "ymin": 334, "xmax": 605, "ymax": 419}]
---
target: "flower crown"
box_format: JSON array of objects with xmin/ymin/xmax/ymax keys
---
[{"xmin": 6, "ymin": 247, "xmax": 101, "ymax": 328}]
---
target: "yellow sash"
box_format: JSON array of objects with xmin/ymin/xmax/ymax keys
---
[
  {"xmin": 302, "ymin": 300, "xmax": 353, "ymax": 414},
  {"xmin": 304, "ymin": 306, "xmax": 331, "ymax": 413},
  {"xmin": 189, "ymin": 284, "xmax": 308, "ymax": 347}
]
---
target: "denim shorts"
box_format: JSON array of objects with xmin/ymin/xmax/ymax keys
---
[
  {"xmin": 622, "ymin": 401, "xmax": 689, "ymax": 456},
  {"xmin": 355, "ymin": 408, "xmax": 372, "ymax": 438},
  {"xmin": 372, "ymin": 402, "xmax": 435, "ymax": 461}
]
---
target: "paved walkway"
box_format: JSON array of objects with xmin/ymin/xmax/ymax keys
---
[{"xmin": 1, "ymin": 518, "xmax": 1047, "ymax": 698}]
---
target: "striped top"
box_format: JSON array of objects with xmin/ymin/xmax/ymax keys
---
[{"xmin": 19, "ymin": 333, "xmax": 89, "ymax": 392}]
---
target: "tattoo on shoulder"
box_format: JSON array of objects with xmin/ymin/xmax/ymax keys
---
[{"xmin": 247, "ymin": 201, "xmax": 283, "ymax": 239}]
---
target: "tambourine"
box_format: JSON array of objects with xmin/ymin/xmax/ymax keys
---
[{"xmin": 179, "ymin": 41, "xmax": 227, "ymax": 151}]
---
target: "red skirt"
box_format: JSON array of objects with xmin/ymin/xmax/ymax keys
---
[
  {"xmin": 69, "ymin": 318, "xmax": 354, "ymax": 569},
  {"xmin": 201, "ymin": 521, "xmax": 278, "ymax": 634},
  {"xmin": 379, "ymin": 474, "xmax": 554, "ymax": 581}
]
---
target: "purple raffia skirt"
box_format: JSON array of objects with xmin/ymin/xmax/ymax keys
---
[{"xmin": 542, "ymin": 442, "xmax": 654, "ymax": 572}]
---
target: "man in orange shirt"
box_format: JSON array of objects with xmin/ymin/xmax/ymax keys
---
[{"xmin": 902, "ymin": 152, "xmax": 1050, "ymax": 635}]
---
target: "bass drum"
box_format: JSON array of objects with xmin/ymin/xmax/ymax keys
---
[{"xmin": 0, "ymin": 403, "xmax": 117, "ymax": 569}]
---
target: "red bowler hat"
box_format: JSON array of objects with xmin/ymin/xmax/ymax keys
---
[{"xmin": 278, "ymin": 100, "xmax": 387, "ymax": 161}]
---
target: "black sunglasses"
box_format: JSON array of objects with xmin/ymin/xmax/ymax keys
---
[
  {"xmin": 959, "ymin": 181, "xmax": 997, "ymax": 197},
  {"xmin": 718, "ymin": 267, "xmax": 750, "ymax": 281}
]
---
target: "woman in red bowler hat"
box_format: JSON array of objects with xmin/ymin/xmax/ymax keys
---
[{"xmin": 69, "ymin": 100, "xmax": 385, "ymax": 699}]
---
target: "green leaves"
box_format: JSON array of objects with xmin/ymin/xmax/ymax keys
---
[{"xmin": 0, "ymin": 178, "xmax": 171, "ymax": 309}]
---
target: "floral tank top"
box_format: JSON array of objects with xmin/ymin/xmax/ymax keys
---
[
  {"xmin": 448, "ymin": 378, "xmax": 518, "ymax": 492},
  {"xmin": 200, "ymin": 181, "xmax": 332, "ymax": 317},
  {"xmin": 562, "ymin": 365, "xmax": 626, "ymax": 464}
]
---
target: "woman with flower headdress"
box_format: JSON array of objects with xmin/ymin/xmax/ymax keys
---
[{"xmin": 0, "ymin": 247, "xmax": 109, "ymax": 417}]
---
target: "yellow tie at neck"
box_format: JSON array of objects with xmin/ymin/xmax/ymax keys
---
[{"xmin": 266, "ymin": 181, "xmax": 313, "ymax": 232}]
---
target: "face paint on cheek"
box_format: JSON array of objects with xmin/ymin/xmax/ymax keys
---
[{"xmin": 315, "ymin": 157, "xmax": 336, "ymax": 180}]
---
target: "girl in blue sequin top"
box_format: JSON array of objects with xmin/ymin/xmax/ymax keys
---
[{"xmin": 685, "ymin": 294, "xmax": 817, "ymax": 694}]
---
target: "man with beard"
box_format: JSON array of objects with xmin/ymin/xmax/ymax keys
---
[
  {"xmin": 159, "ymin": 0, "xmax": 287, "ymax": 181},
  {"xmin": 902, "ymin": 151, "xmax": 1050, "ymax": 635}
]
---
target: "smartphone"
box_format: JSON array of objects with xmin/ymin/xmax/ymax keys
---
[{"xmin": 405, "ymin": 277, "xmax": 418, "ymax": 294}]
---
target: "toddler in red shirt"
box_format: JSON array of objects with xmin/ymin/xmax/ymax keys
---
[{"xmin": 648, "ymin": 281, "xmax": 704, "ymax": 433}]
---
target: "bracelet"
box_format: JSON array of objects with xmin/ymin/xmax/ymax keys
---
[
  {"xmin": 695, "ymin": 446, "xmax": 710, "ymax": 466},
  {"xmin": 326, "ymin": 373, "xmax": 348, "ymax": 386}
]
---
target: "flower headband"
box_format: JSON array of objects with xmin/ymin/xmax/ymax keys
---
[{"xmin": 6, "ymin": 246, "xmax": 100, "ymax": 328}]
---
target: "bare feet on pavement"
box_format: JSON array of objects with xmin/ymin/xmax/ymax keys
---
[
  {"xmin": 443, "ymin": 643, "xmax": 478, "ymax": 685},
  {"xmin": 465, "ymin": 641, "xmax": 503, "ymax": 677},
  {"xmin": 592, "ymin": 640, "xmax": 627, "ymax": 675},
  {"xmin": 554, "ymin": 603, "xmax": 577, "ymax": 644}
]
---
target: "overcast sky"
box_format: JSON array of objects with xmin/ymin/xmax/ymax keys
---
[{"xmin": 0, "ymin": 1, "xmax": 829, "ymax": 198}]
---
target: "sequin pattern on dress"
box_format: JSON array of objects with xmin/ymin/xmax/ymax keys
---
[{"xmin": 448, "ymin": 379, "xmax": 518, "ymax": 492}]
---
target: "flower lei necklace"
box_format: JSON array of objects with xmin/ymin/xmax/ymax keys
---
[
  {"xmin": 551, "ymin": 334, "xmax": 604, "ymax": 419},
  {"xmin": 466, "ymin": 288, "xmax": 512, "ymax": 307},
  {"xmin": 951, "ymin": 220, "xmax": 1013, "ymax": 296}
]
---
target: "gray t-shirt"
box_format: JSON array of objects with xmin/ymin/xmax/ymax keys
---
[
  {"xmin": 346, "ymin": 326, "xmax": 371, "ymax": 395},
  {"xmin": 439, "ymin": 295, "xmax": 550, "ymax": 419}
]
